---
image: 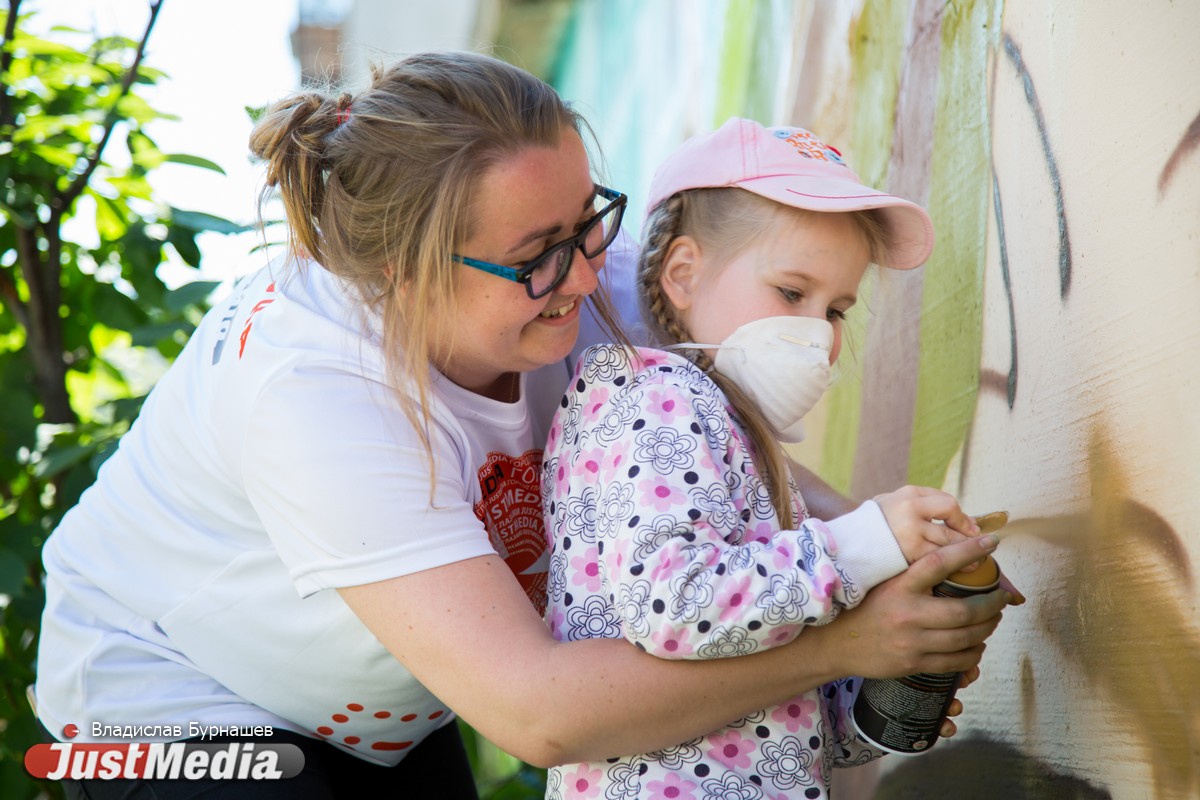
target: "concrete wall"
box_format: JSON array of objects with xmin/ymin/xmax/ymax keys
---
[{"xmin": 554, "ymin": 0, "xmax": 1200, "ymax": 796}]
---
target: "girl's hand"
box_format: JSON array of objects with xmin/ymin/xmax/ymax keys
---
[{"xmin": 873, "ymin": 485, "xmax": 980, "ymax": 564}]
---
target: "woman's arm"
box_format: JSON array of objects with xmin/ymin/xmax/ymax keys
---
[
  {"xmin": 787, "ymin": 456, "xmax": 859, "ymax": 519},
  {"xmin": 338, "ymin": 533, "xmax": 1005, "ymax": 768}
]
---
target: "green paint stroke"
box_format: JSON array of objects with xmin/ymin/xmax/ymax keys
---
[
  {"xmin": 717, "ymin": 1, "xmax": 805, "ymax": 126},
  {"xmin": 744, "ymin": 1, "xmax": 790, "ymax": 124},
  {"xmin": 714, "ymin": 0, "xmax": 757, "ymax": 124},
  {"xmin": 907, "ymin": 0, "xmax": 1001, "ymax": 488},
  {"xmin": 820, "ymin": 0, "xmax": 908, "ymax": 494}
]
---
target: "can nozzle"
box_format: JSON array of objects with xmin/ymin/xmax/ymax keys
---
[{"xmin": 973, "ymin": 511, "xmax": 1009, "ymax": 535}]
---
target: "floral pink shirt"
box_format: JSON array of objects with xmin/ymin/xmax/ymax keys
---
[{"xmin": 541, "ymin": 345, "xmax": 893, "ymax": 800}]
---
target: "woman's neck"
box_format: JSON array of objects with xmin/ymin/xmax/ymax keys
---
[{"xmin": 441, "ymin": 368, "xmax": 521, "ymax": 403}]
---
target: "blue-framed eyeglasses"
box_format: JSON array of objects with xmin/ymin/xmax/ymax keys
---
[{"xmin": 453, "ymin": 185, "xmax": 627, "ymax": 300}]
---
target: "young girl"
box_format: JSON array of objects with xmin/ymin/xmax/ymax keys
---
[{"xmin": 542, "ymin": 118, "xmax": 986, "ymax": 799}]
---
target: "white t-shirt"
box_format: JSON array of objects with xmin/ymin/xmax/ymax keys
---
[{"xmin": 35, "ymin": 231, "xmax": 643, "ymax": 766}]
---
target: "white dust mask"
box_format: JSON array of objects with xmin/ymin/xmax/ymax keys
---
[{"xmin": 673, "ymin": 316, "xmax": 833, "ymax": 443}]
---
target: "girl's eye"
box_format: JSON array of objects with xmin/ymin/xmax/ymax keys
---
[
  {"xmin": 827, "ymin": 308, "xmax": 848, "ymax": 322},
  {"xmin": 777, "ymin": 287, "xmax": 801, "ymax": 303}
]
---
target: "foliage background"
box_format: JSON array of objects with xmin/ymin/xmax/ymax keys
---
[
  {"xmin": 0, "ymin": 2, "xmax": 260, "ymax": 796},
  {"xmin": 0, "ymin": 1, "xmax": 550, "ymax": 796}
]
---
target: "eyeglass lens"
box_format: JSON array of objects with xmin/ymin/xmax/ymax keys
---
[{"xmin": 527, "ymin": 193, "xmax": 623, "ymax": 297}]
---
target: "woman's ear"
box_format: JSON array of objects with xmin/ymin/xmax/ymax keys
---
[{"xmin": 660, "ymin": 235, "xmax": 702, "ymax": 311}]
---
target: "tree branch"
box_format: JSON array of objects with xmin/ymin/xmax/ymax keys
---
[
  {"xmin": 0, "ymin": 267, "xmax": 28, "ymax": 330},
  {"xmin": 17, "ymin": 223, "xmax": 73, "ymax": 423},
  {"xmin": 52, "ymin": 0, "xmax": 163, "ymax": 216},
  {"xmin": 0, "ymin": 0, "xmax": 23, "ymax": 134}
]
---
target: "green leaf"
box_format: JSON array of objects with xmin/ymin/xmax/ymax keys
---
[
  {"xmin": 90, "ymin": 439, "xmax": 121, "ymax": 474},
  {"xmin": 104, "ymin": 173, "xmax": 155, "ymax": 201},
  {"xmin": 120, "ymin": 224, "xmax": 162, "ymax": 277},
  {"xmin": 38, "ymin": 61, "xmax": 113, "ymax": 87},
  {"xmin": 130, "ymin": 321, "xmax": 192, "ymax": 348},
  {"xmin": 92, "ymin": 35, "xmax": 140, "ymax": 54},
  {"xmin": 0, "ymin": 199, "xmax": 36, "ymax": 228},
  {"xmin": 164, "ymin": 154, "xmax": 226, "ymax": 175},
  {"xmin": 12, "ymin": 113, "xmax": 89, "ymax": 143},
  {"xmin": 11, "ymin": 33, "xmax": 81, "ymax": 58},
  {"xmin": 167, "ymin": 227, "xmax": 203, "ymax": 268},
  {"xmin": 0, "ymin": 549, "xmax": 27, "ymax": 596},
  {"xmin": 115, "ymin": 93, "xmax": 177, "ymax": 124},
  {"xmin": 32, "ymin": 443, "xmax": 93, "ymax": 479},
  {"xmin": 131, "ymin": 149, "xmax": 167, "ymax": 170},
  {"xmin": 133, "ymin": 65, "xmax": 168, "ymax": 84},
  {"xmin": 94, "ymin": 194, "xmax": 129, "ymax": 240},
  {"xmin": 165, "ymin": 280, "xmax": 220, "ymax": 312},
  {"xmin": 85, "ymin": 279, "xmax": 147, "ymax": 332},
  {"xmin": 170, "ymin": 208, "xmax": 252, "ymax": 235},
  {"xmin": 109, "ymin": 395, "xmax": 148, "ymax": 423},
  {"xmin": 30, "ymin": 143, "xmax": 82, "ymax": 170}
]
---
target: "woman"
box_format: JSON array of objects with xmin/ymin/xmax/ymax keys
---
[{"xmin": 34, "ymin": 52, "xmax": 1010, "ymax": 798}]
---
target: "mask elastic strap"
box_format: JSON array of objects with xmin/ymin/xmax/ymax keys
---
[{"xmin": 665, "ymin": 342, "xmax": 724, "ymax": 352}]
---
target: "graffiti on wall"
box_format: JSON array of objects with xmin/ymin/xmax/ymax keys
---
[
  {"xmin": 826, "ymin": 3, "xmax": 1200, "ymax": 797},
  {"xmin": 935, "ymin": 18, "xmax": 1200, "ymax": 800}
]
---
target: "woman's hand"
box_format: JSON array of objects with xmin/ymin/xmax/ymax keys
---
[
  {"xmin": 938, "ymin": 665, "xmax": 981, "ymax": 738},
  {"xmin": 812, "ymin": 534, "xmax": 1009, "ymax": 680},
  {"xmin": 873, "ymin": 485, "xmax": 980, "ymax": 565}
]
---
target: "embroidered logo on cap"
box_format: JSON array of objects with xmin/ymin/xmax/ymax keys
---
[{"xmin": 771, "ymin": 128, "xmax": 847, "ymax": 165}]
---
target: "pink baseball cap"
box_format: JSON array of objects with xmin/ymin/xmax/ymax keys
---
[{"xmin": 645, "ymin": 117, "xmax": 934, "ymax": 269}]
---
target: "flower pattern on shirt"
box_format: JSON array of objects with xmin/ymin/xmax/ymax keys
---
[{"xmin": 543, "ymin": 345, "xmax": 884, "ymax": 799}]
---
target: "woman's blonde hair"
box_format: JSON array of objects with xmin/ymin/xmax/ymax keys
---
[
  {"xmin": 637, "ymin": 188, "xmax": 887, "ymax": 529},
  {"xmin": 248, "ymin": 51, "xmax": 622, "ymax": 467}
]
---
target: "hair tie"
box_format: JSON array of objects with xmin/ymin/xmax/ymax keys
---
[{"xmin": 336, "ymin": 104, "xmax": 352, "ymax": 126}]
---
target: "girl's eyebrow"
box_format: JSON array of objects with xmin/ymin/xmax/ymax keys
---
[{"xmin": 501, "ymin": 190, "xmax": 597, "ymax": 260}]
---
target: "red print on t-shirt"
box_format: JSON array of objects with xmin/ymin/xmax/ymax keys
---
[
  {"xmin": 473, "ymin": 450, "xmax": 548, "ymax": 613},
  {"xmin": 238, "ymin": 282, "xmax": 277, "ymax": 358},
  {"xmin": 313, "ymin": 702, "xmax": 448, "ymax": 752}
]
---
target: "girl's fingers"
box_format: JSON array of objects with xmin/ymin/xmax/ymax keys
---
[
  {"xmin": 908, "ymin": 490, "xmax": 978, "ymax": 536},
  {"xmin": 920, "ymin": 521, "xmax": 955, "ymax": 547}
]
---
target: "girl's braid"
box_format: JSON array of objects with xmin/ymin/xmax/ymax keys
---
[{"xmin": 638, "ymin": 194, "xmax": 696, "ymax": 354}]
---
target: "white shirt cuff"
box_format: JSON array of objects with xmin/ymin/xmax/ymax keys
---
[{"xmin": 823, "ymin": 500, "xmax": 908, "ymax": 594}]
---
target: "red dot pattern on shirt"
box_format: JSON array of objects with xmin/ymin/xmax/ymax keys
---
[
  {"xmin": 313, "ymin": 702, "xmax": 447, "ymax": 751},
  {"xmin": 371, "ymin": 740, "xmax": 414, "ymax": 751}
]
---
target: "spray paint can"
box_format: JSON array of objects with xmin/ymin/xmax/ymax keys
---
[{"xmin": 850, "ymin": 513, "xmax": 1007, "ymax": 755}]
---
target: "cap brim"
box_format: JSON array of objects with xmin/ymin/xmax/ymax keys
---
[{"xmin": 735, "ymin": 175, "xmax": 935, "ymax": 269}]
